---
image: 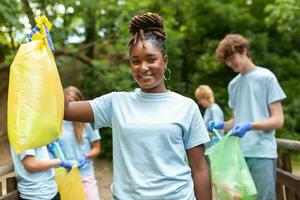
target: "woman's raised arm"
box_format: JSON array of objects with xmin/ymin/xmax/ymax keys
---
[{"xmin": 64, "ymin": 100, "xmax": 94, "ymax": 123}]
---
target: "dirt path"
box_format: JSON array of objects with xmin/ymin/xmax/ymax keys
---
[{"xmin": 94, "ymin": 159, "xmax": 112, "ymax": 200}]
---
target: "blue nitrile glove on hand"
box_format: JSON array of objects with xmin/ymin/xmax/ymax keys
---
[
  {"xmin": 59, "ymin": 160, "xmax": 73, "ymax": 171},
  {"xmin": 208, "ymin": 121, "xmax": 225, "ymax": 132},
  {"xmin": 78, "ymin": 155, "xmax": 88, "ymax": 169},
  {"xmin": 231, "ymin": 122, "xmax": 252, "ymax": 137}
]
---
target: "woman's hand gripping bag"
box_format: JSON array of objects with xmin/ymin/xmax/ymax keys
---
[
  {"xmin": 205, "ymin": 133, "xmax": 257, "ymax": 200},
  {"xmin": 7, "ymin": 16, "xmax": 64, "ymax": 153}
]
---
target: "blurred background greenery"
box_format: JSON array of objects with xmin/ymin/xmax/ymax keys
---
[{"xmin": 1, "ymin": 0, "xmax": 300, "ymax": 158}]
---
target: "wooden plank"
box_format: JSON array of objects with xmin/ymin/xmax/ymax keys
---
[
  {"xmin": 0, "ymin": 190, "xmax": 19, "ymax": 200},
  {"xmin": 282, "ymin": 153, "xmax": 292, "ymax": 172},
  {"xmin": 277, "ymin": 168, "xmax": 300, "ymax": 196},
  {"xmin": 0, "ymin": 164, "xmax": 13, "ymax": 177},
  {"xmin": 6, "ymin": 178, "xmax": 16, "ymax": 193},
  {"xmin": 277, "ymin": 138, "xmax": 300, "ymax": 151},
  {"xmin": 276, "ymin": 182, "xmax": 285, "ymax": 200},
  {"xmin": 282, "ymin": 153, "xmax": 294, "ymax": 200}
]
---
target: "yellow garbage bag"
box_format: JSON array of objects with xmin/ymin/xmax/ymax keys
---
[
  {"xmin": 55, "ymin": 167, "xmax": 86, "ymax": 200},
  {"xmin": 7, "ymin": 16, "xmax": 64, "ymax": 153}
]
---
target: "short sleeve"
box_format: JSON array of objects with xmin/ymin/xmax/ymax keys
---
[
  {"xmin": 203, "ymin": 108, "xmax": 212, "ymax": 128},
  {"xmin": 211, "ymin": 105, "xmax": 224, "ymax": 123},
  {"xmin": 183, "ymin": 103, "xmax": 210, "ymax": 150},
  {"xmin": 267, "ymin": 75, "xmax": 286, "ymax": 104},
  {"xmin": 19, "ymin": 149, "xmax": 36, "ymax": 160},
  {"xmin": 228, "ymin": 84, "xmax": 235, "ymax": 109},
  {"xmin": 86, "ymin": 124, "xmax": 101, "ymax": 142},
  {"xmin": 88, "ymin": 93, "xmax": 114, "ymax": 129}
]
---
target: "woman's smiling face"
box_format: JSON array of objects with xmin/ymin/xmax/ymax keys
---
[{"xmin": 129, "ymin": 40, "xmax": 167, "ymax": 93}]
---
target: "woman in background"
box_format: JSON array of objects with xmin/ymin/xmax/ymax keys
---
[{"xmin": 59, "ymin": 86, "xmax": 101, "ymax": 200}]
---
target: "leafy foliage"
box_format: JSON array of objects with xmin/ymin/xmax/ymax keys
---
[{"xmin": 1, "ymin": 0, "xmax": 300, "ymax": 157}]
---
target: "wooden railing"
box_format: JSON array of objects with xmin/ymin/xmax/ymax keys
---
[
  {"xmin": 276, "ymin": 138, "xmax": 300, "ymax": 200},
  {"xmin": 0, "ymin": 163, "xmax": 19, "ymax": 200}
]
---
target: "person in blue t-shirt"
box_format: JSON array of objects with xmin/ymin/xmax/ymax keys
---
[
  {"xmin": 63, "ymin": 13, "xmax": 211, "ymax": 200},
  {"xmin": 210, "ymin": 34, "xmax": 286, "ymax": 200},
  {"xmin": 195, "ymin": 85, "xmax": 224, "ymax": 147},
  {"xmin": 58, "ymin": 86, "xmax": 101, "ymax": 200},
  {"xmin": 10, "ymin": 145, "xmax": 72, "ymax": 200}
]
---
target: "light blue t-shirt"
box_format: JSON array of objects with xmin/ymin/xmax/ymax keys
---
[
  {"xmin": 58, "ymin": 121, "xmax": 101, "ymax": 178},
  {"xmin": 228, "ymin": 66, "xmax": 286, "ymax": 158},
  {"xmin": 88, "ymin": 88, "xmax": 209, "ymax": 200},
  {"xmin": 203, "ymin": 103, "xmax": 224, "ymax": 146},
  {"xmin": 203, "ymin": 103, "xmax": 224, "ymax": 128},
  {"xmin": 10, "ymin": 146, "xmax": 57, "ymax": 200}
]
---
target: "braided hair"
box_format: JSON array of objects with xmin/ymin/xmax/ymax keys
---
[{"xmin": 129, "ymin": 12, "xmax": 167, "ymax": 57}]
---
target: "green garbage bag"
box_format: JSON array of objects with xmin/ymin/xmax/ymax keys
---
[{"xmin": 205, "ymin": 132, "xmax": 257, "ymax": 200}]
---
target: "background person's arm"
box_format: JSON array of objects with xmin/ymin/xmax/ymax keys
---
[
  {"xmin": 251, "ymin": 101, "xmax": 284, "ymax": 131},
  {"xmin": 224, "ymin": 114, "xmax": 235, "ymax": 132},
  {"xmin": 187, "ymin": 145, "xmax": 212, "ymax": 200},
  {"xmin": 208, "ymin": 113, "xmax": 234, "ymax": 132},
  {"xmin": 22, "ymin": 155, "xmax": 60, "ymax": 172},
  {"xmin": 86, "ymin": 140, "xmax": 101, "ymax": 159},
  {"xmin": 78, "ymin": 139, "xmax": 101, "ymax": 169},
  {"xmin": 64, "ymin": 99, "xmax": 94, "ymax": 123},
  {"xmin": 231, "ymin": 101, "xmax": 284, "ymax": 137}
]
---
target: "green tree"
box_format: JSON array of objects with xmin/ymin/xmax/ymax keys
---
[{"xmin": 1, "ymin": 0, "xmax": 300, "ymax": 156}]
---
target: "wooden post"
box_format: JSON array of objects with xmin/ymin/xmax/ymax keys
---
[
  {"xmin": 277, "ymin": 158, "xmax": 285, "ymax": 200},
  {"xmin": 276, "ymin": 138, "xmax": 300, "ymax": 200},
  {"xmin": 0, "ymin": 181, "xmax": 2, "ymax": 196},
  {"xmin": 6, "ymin": 177, "xmax": 16, "ymax": 193},
  {"xmin": 276, "ymin": 183, "xmax": 284, "ymax": 200},
  {"xmin": 282, "ymin": 153, "xmax": 294, "ymax": 200}
]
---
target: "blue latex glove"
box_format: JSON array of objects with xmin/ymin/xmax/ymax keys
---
[
  {"xmin": 231, "ymin": 123, "xmax": 252, "ymax": 137},
  {"xmin": 60, "ymin": 160, "xmax": 73, "ymax": 171},
  {"xmin": 208, "ymin": 121, "xmax": 225, "ymax": 132},
  {"xmin": 78, "ymin": 155, "xmax": 88, "ymax": 169}
]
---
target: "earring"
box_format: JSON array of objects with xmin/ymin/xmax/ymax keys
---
[{"xmin": 163, "ymin": 68, "xmax": 171, "ymax": 80}]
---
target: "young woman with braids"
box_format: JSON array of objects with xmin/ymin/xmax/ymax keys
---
[{"xmin": 64, "ymin": 12, "xmax": 212, "ymax": 200}]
